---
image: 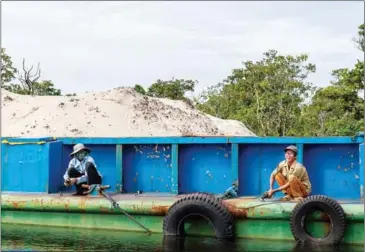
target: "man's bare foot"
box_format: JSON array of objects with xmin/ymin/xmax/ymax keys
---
[{"xmin": 294, "ymin": 196, "xmax": 303, "ymax": 201}]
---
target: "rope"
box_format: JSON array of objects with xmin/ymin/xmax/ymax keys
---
[
  {"xmin": 1, "ymin": 140, "xmax": 46, "ymax": 145},
  {"xmin": 97, "ymin": 186, "xmax": 152, "ymax": 234},
  {"xmin": 244, "ymin": 200, "xmax": 288, "ymax": 214},
  {"xmin": 236, "ymin": 193, "xmax": 290, "ymax": 214}
]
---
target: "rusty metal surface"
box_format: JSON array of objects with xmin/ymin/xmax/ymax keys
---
[
  {"xmin": 222, "ymin": 197, "xmax": 364, "ymax": 221},
  {"xmin": 1, "ymin": 193, "xmax": 177, "ymax": 216},
  {"xmin": 1, "ymin": 193, "xmax": 363, "ymax": 222}
]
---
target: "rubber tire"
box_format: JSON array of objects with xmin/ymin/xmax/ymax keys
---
[
  {"xmin": 163, "ymin": 192, "xmax": 235, "ymax": 240},
  {"xmin": 290, "ymin": 195, "xmax": 346, "ymax": 245}
]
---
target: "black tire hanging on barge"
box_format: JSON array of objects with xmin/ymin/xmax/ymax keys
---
[
  {"xmin": 163, "ymin": 192, "xmax": 235, "ymax": 240},
  {"xmin": 290, "ymin": 195, "xmax": 346, "ymax": 245}
]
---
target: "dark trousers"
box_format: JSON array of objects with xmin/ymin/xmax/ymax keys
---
[{"xmin": 68, "ymin": 162, "xmax": 102, "ymax": 194}]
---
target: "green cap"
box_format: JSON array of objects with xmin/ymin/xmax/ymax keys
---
[{"xmin": 284, "ymin": 145, "xmax": 298, "ymax": 154}]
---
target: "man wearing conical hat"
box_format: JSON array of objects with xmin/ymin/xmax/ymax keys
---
[
  {"xmin": 63, "ymin": 143, "xmax": 103, "ymax": 195},
  {"xmin": 266, "ymin": 145, "xmax": 312, "ymax": 201}
]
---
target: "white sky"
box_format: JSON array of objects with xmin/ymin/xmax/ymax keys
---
[{"xmin": 2, "ymin": 1, "xmax": 364, "ymax": 95}]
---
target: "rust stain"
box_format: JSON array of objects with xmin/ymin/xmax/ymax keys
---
[
  {"xmin": 318, "ymin": 211, "xmax": 332, "ymax": 236},
  {"xmin": 323, "ymin": 221, "xmax": 331, "ymax": 236},
  {"xmin": 31, "ymin": 198, "xmax": 41, "ymax": 207},
  {"xmin": 100, "ymin": 205, "xmax": 111, "ymax": 213},
  {"xmin": 222, "ymin": 201, "xmax": 248, "ymax": 218},
  {"xmin": 11, "ymin": 200, "xmax": 27, "ymax": 209},
  {"xmin": 221, "ymin": 199, "xmax": 277, "ymax": 219},
  {"xmin": 151, "ymin": 204, "xmax": 170, "ymax": 215},
  {"xmin": 319, "ymin": 212, "xmax": 331, "ymax": 222},
  {"xmin": 64, "ymin": 199, "xmax": 70, "ymax": 211},
  {"xmin": 78, "ymin": 198, "xmax": 87, "ymax": 212},
  {"xmin": 256, "ymin": 207, "xmax": 272, "ymax": 216},
  {"xmin": 12, "ymin": 201, "xmax": 19, "ymax": 208},
  {"xmin": 130, "ymin": 203, "xmax": 143, "ymax": 213}
]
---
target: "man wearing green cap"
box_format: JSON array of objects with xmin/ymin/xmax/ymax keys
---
[
  {"xmin": 267, "ymin": 145, "xmax": 311, "ymax": 201},
  {"xmin": 63, "ymin": 143, "xmax": 103, "ymax": 195}
]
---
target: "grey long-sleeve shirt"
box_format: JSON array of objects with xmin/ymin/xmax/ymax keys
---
[{"xmin": 63, "ymin": 156, "xmax": 102, "ymax": 184}]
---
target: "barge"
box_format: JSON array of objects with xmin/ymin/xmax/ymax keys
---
[{"xmin": 1, "ymin": 134, "xmax": 364, "ymax": 246}]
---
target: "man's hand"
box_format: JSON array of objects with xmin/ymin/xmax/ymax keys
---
[
  {"xmin": 64, "ymin": 179, "xmax": 71, "ymax": 187},
  {"xmin": 64, "ymin": 178, "xmax": 77, "ymax": 187},
  {"xmin": 267, "ymin": 189, "xmax": 274, "ymax": 198},
  {"xmin": 70, "ymin": 178, "xmax": 78, "ymax": 185}
]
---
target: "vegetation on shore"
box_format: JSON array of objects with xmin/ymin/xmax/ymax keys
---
[{"xmin": 2, "ymin": 24, "xmax": 363, "ymax": 137}]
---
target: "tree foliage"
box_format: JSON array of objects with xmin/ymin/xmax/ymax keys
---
[
  {"xmin": 196, "ymin": 50, "xmax": 316, "ymax": 136},
  {"xmin": 134, "ymin": 84, "xmax": 146, "ymax": 95},
  {"xmin": 134, "ymin": 78, "xmax": 196, "ymax": 107},
  {"xmin": 1, "ymin": 23, "xmax": 363, "ymax": 137},
  {"xmin": 1, "ymin": 48, "xmax": 17, "ymax": 84},
  {"xmin": 353, "ymin": 23, "xmax": 364, "ymax": 52},
  {"xmin": 1, "ymin": 56, "xmax": 61, "ymax": 96},
  {"xmin": 195, "ymin": 24, "xmax": 364, "ymax": 137},
  {"xmin": 146, "ymin": 78, "xmax": 196, "ymax": 100},
  {"xmin": 299, "ymin": 24, "xmax": 364, "ymax": 136},
  {"xmin": 5, "ymin": 80, "xmax": 61, "ymax": 96}
]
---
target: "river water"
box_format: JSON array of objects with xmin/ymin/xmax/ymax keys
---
[{"xmin": 1, "ymin": 224, "xmax": 362, "ymax": 252}]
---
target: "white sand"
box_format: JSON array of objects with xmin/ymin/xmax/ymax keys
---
[{"xmin": 1, "ymin": 87, "xmax": 256, "ymax": 137}]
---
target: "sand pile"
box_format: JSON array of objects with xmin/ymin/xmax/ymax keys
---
[{"xmin": 1, "ymin": 87, "xmax": 256, "ymax": 137}]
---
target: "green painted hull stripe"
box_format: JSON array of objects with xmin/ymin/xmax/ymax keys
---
[
  {"xmin": 2, "ymin": 194, "xmax": 364, "ymax": 221},
  {"xmin": 1, "ymin": 194, "xmax": 364, "ymax": 245},
  {"xmin": 2, "ymin": 210, "xmax": 363, "ymax": 245}
]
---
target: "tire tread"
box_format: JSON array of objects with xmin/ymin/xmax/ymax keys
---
[{"xmin": 163, "ymin": 192, "xmax": 235, "ymax": 240}]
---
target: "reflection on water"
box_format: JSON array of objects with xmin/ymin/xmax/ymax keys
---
[{"xmin": 1, "ymin": 224, "xmax": 362, "ymax": 252}]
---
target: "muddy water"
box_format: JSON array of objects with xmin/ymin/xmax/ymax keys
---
[{"xmin": 1, "ymin": 224, "xmax": 362, "ymax": 252}]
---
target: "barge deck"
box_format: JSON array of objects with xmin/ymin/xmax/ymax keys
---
[
  {"xmin": 1, "ymin": 134, "xmax": 364, "ymax": 246},
  {"xmin": 2, "ymin": 193, "xmax": 363, "ymax": 245}
]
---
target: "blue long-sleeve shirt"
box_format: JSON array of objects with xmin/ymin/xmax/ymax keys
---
[{"xmin": 63, "ymin": 156, "xmax": 102, "ymax": 184}]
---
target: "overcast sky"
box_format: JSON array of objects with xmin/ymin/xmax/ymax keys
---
[{"xmin": 2, "ymin": 1, "xmax": 364, "ymax": 95}]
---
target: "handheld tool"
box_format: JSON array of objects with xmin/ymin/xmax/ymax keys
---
[{"xmin": 260, "ymin": 191, "xmax": 270, "ymax": 201}]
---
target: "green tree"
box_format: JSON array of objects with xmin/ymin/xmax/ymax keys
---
[
  {"xmin": 3, "ymin": 58, "xmax": 61, "ymax": 96},
  {"xmin": 134, "ymin": 84, "xmax": 146, "ymax": 95},
  {"xmin": 146, "ymin": 78, "xmax": 196, "ymax": 100},
  {"xmin": 1, "ymin": 48, "xmax": 17, "ymax": 85},
  {"xmin": 4, "ymin": 80, "xmax": 61, "ymax": 96},
  {"xmin": 301, "ymin": 85, "xmax": 363, "ymax": 136},
  {"xmin": 353, "ymin": 23, "xmax": 364, "ymax": 52},
  {"xmin": 300, "ymin": 63, "xmax": 364, "ymax": 136},
  {"xmin": 300, "ymin": 23, "xmax": 364, "ymax": 136},
  {"xmin": 65, "ymin": 93, "xmax": 76, "ymax": 96},
  {"xmin": 196, "ymin": 50, "xmax": 316, "ymax": 136},
  {"xmin": 33, "ymin": 80, "xmax": 61, "ymax": 96}
]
